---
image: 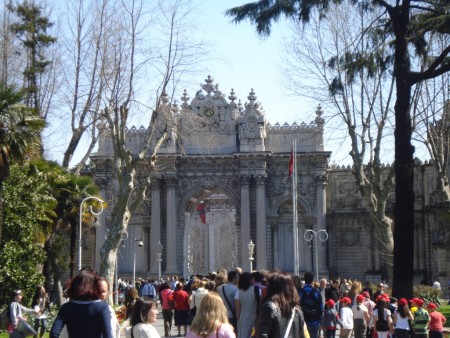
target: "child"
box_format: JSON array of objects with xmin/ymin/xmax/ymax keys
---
[
  {"xmin": 426, "ymin": 303, "xmax": 446, "ymax": 338},
  {"xmin": 321, "ymin": 299, "xmax": 343, "ymax": 338},
  {"xmin": 411, "ymin": 298, "xmax": 430, "ymax": 338},
  {"xmin": 339, "ymin": 297, "xmax": 354, "ymax": 338}
]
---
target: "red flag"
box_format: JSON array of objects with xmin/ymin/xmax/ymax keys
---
[
  {"xmin": 288, "ymin": 148, "xmax": 294, "ymax": 177},
  {"xmin": 196, "ymin": 203, "xmax": 206, "ymax": 224}
]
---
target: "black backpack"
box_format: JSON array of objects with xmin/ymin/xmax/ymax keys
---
[{"xmin": 300, "ymin": 287, "xmax": 322, "ymax": 322}]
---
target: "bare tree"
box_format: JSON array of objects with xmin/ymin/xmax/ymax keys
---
[
  {"xmin": 282, "ymin": 1, "xmax": 396, "ymax": 273},
  {"xmin": 412, "ymin": 34, "xmax": 450, "ymax": 206},
  {"xmin": 93, "ymin": 0, "xmax": 208, "ymax": 289}
]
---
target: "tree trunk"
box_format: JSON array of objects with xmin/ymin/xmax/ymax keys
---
[{"xmin": 392, "ymin": 6, "xmax": 415, "ymax": 298}]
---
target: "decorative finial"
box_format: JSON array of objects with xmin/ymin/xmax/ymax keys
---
[
  {"xmin": 315, "ymin": 104, "xmax": 324, "ymax": 124},
  {"xmin": 181, "ymin": 89, "xmax": 190, "ymax": 108},
  {"xmin": 160, "ymin": 90, "xmax": 169, "ymax": 104},
  {"xmin": 247, "ymin": 88, "xmax": 257, "ymax": 102},
  {"xmin": 202, "ymin": 75, "xmax": 214, "ymax": 95},
  {"xmin": 228, "ymin": 88, "xmax": 237, "ymax": 102}
]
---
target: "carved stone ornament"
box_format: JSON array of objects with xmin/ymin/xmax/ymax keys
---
[{"xmin": 341, "ymin": 228, "xmax": 360, "ymax": 246}]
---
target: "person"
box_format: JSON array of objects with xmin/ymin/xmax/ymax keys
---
[
  {"xmin": 393, "ymin": 298, "xmax": 414, "ymax": 338},
  {"xmin": 9, "ymin": 289, "xmax": 38, "ymax": 338},
  {"xmin": 172, "ymin": 282, "xmax": 190, "ymax": 337},
  {"xmin": 373, "ymin": 283, "xmax": 385, "ymax": 301},
  {"xmin": 321, "ymin": 299, "xmax": 342, "ymax": 338},
  {"xmin": 126, "ymin": 288, "xmax": 140, "ymax": 320},
  {"xmin": 325, "ymin": 280, "xmax": 340, "ymax": 303},
  {"xmin": 347, "ymin": 282, "xmax": 362, "ymax": 306},
  {"xmin": 255, "ymin": 272, "xmax": 307, "ymax": 338},
  {"xmin": 339, "ymin": 297, "xmax": 354, "ymax": 338},
  {"xmin": 159, "ymin": 282, "xmax": 174, "ymax": 337},
  {"xmin": 128, "ymin": 298, "xmax": 160, "ymax": 338},
  {"xmin": 362, "ymin": 292, "xmax": 375, "ymax": 338},
  {"xmin": 32, "ymin": 286, "xmax": 52, "ymax": 338},
  {"xmin": 362, "ymin": 283, "xmax": 373, "ymax": 301},
  {"xmin": 352, "ymin": 294, "xmax": 369, "ymax": 338},
  {"xmin": 299, "ymin": 272, "xmax": 323, "ymax": 338},
  {"xmin": 187, "ymin": 292, "xmax": 236, "ymax": 338},
  {"xmin": 217, "ymin": 270, "xmax": 239, "ymax": 334},
  {"xmin": 426, "ymin": 303, "xmax": 446, "ymax": 338},
  {"xmin": 189, "ymin": 280, "xmax": 209, "ymax": 323},
  {"xmin": 99, "ymin": 277, "xmax": 121, "ymax": 338},
  {"xmin": 411, "ymin": 298, "xmax": 430, "ymax": 338},
  {"xmin": 140, "ymin": 279, "xmax": 157, "ymax": 300},
  {"xmin": 49, "ymin": 267, "xmax": 113, "ymax": 338},
  {"xmin": 235, "ymin": 272, "xmax": 260, "ymax": 338},
  {"xmin": 373, "ymin": 297, "xmax": 392, "ymax": 338}
]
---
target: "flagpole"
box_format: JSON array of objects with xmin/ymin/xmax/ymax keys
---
[{"xmin": 292, "ymin": 139, "xmax": 299, "ymax": 276}]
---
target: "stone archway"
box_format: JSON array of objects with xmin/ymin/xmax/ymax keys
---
[{"xmin": 182, "ymin": 192, "xmax": 238, "ymax": 276}]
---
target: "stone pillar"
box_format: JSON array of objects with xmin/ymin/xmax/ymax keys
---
[
  {"xmin": 165, "ymin": 177, "xmax": 178, "ymax": 274},
  {"xmin": 272, "ymin": 224, "xmax": 279, "ymax": 270},
  {"xmin": 150, "ymin": 179, "xmax": 161, "ymax": 275},
  {"xmin": 240, "ymin": 175, "xmax": 251, "ymax": 272},
  {"xmin": 315, "ymin": 172, "xmax": 328, "ymax": 275},
  {"xmin": 256, "ymin": 175, "xmax": 267, "ymax": 269}
]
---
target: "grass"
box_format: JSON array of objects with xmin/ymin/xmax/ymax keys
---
[{"xmin": 439, "ymin": 304, "xmax": 450, "ymax": 327}]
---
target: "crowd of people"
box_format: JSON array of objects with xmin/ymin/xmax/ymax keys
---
[{"xmin": 3, "ymin": 268, "xmax": 447, "ymax": 338}]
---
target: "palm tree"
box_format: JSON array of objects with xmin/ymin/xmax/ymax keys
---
[
  {"xmin": 0, "ymin": 83, "xmax": 45, "ymax": 243},
  {"xmin": 29, "ymin": 159, "xmax": 100, "ymax": 305}
]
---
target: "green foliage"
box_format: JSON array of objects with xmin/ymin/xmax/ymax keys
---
[
  {"xmin": 413, "ymin": 285, "xmax": 442, "ymax": 306},
  {"xmin": 8, "ymin": 1, "xmax": 56, "ymax": 111},
  {"xmin": 438, "ymin": 304, "xmax": 450, "ymax": 327},
  {"xmin": 0, "ymin": 164, "xmax": 55, "ymax": 306}
]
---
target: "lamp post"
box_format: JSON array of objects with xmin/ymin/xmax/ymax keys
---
[
  {"xmin": 303, "ymin": 228, "xmax": 328, "ymax": 282},
  {"xmin": 78, "ymin": 196, "xmax": 105, "ymax": 271},
  {"xmin": 248, "ymin": 239, "xmax": 255, "ymax": 272},
  {"xmin": 132, "ymin": 238, "xmax": 144, "ymax": 288},
  {"xmin": 157, "ymin": 241, "xmax": 163, "ymax": 280}
]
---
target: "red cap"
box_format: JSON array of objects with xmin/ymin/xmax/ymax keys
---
[
  {"xmin": 426, "ymin": 302, "xmax": 436, "ymax": 309},
  {"xmin": 415, "ymin": 298, "xmax": 424, "ymax": 307},
  {"xmin": 340, "ymin": 297, "xmax": 351, "ymax": 304},
  {"xmin": 362, "ymin": 291, "xmax": 370, "ymax": 298},
  {"xmin": 356, "ymin": 295, "xmax": 365, "ymax": 303},
  {"xmin": 398, "ymin": 298, "xmax": 408, "ymax": 306},
  {"xmin": 326, "ymin": 299, "xmax": 335, "ymax": 307}
]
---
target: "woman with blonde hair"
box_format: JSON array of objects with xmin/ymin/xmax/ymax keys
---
[
  {"xmin": 187, "ymin": 292, "xmax": 235, "ymax": 338},
  {"xmin": 347, "ymin": 281, "xmax": 362, "ymax": 305}
]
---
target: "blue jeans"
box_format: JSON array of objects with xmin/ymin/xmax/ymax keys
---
[{"xmin": 307, "ymin": 323, "xmax": 321, "ymax": 338}]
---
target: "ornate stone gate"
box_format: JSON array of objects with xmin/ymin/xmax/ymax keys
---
[{"xmin": 92, "ymin": 75, "xmax": 330, "ymax": 277}]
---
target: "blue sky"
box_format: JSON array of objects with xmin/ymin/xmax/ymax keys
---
[{"xmin": 192, "ymin": 0, "xmax": 315, "ymax": 125}]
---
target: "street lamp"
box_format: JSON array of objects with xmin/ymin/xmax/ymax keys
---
[
  {"xmin": 132, "ymin": 238, "xmax": 144, "ymax": 288},
  {"xmin": 248, "ymin": 239, "xmax": 255, "ymax": 272},
  {"xmin": 304, "ymin": 228, "xmax": 328, "ymax": 282},
  {"xmin": 157, "ymin": 241, "xmax": 163, "ymax": 280},
  {"xmin": 78, "ymin": 196, "xmax": 105, "ymax": 271}
]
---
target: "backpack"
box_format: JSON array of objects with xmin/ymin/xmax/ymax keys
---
[
  {"xmin": 300, "ymin": 287, "xmax": 322, "ymax": 322},
  {"xmin": 0, "ymin": 306, "xmax": 10, "ymax": 330}
]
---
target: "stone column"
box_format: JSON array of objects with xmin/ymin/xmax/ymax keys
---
[
  {"xmin": 256, "ymin": 175, "xmax": 267, "ymax": 269},
  {"xmin": 315, "ymin": 172, "xmax": 328, "ymax": 275},
  {"xmin": 165, "ymin": 177, "xmax": 178, "ymax": 274},
  {"xmin": 272, "ymin": 224, "xmax": 279, "ymax": 270},
  {"xmin": 150, "ymin": 179, "xmax": 161, "ymax": 275},
  {"xmin": 240, "ymin": 175, "xmax": 251, "ymax": 272}
]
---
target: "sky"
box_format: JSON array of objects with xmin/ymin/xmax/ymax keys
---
[
  {"xmin": 192, "ymin": 1, "xmax": 317, "ymax": 125},
  {"xmin": 42, "ymin": 0, "xmax": 356, "ymax": 166}
]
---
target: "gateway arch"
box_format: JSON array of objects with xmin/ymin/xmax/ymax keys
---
[{"xmin": 92, "ymin": 76, "xmax": 330, "ymax": 277}]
